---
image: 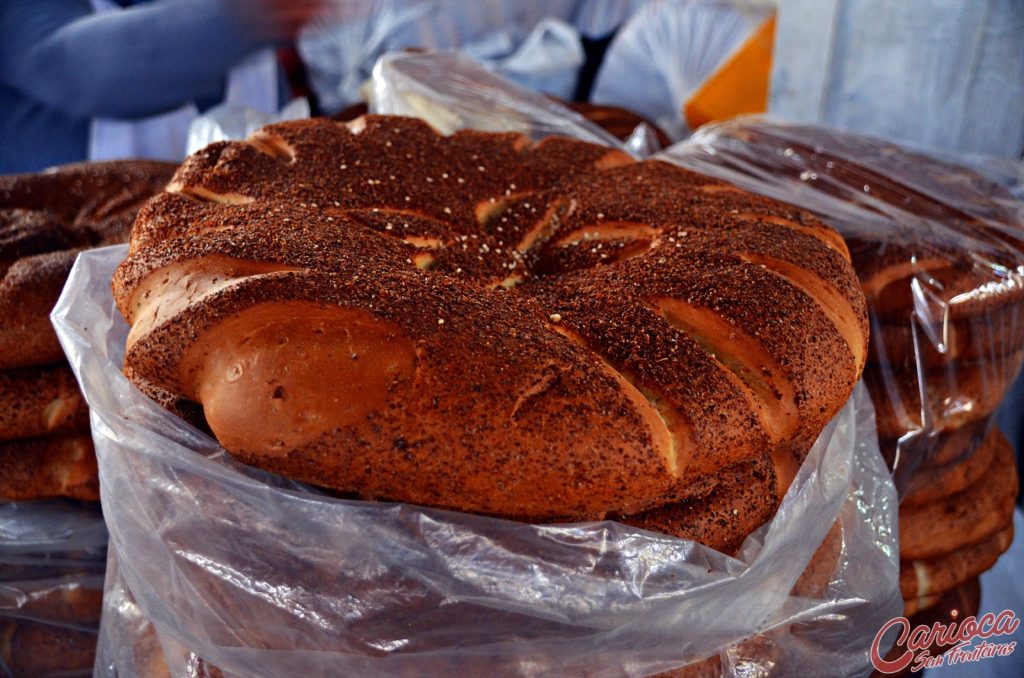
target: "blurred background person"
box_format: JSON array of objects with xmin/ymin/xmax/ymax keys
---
[{"xmin": 0, "ymin": 0, "xmax": 332, "ymax": 173}]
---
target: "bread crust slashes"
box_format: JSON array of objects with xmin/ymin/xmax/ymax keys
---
[{"xmin": 115, "ymin": 116, "xmax": 868, "ymax": 527}]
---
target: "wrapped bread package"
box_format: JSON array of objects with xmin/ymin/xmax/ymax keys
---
[
  {"xmin": 0, "ymin": 160, "xmax": 171, "ymax": 676},
  {"xmin": 661, "ymin": 117, "xmax": 1024, "ymax": 617},
  {"xmin": 368, "ymin": 51, "xmax": 637, "ymax": 151},
  {"xmin": 661, "ymin": 118, "xmax": 1024, "ymax": 490},
  {"xmin": 56, "ymin": 247, "xmax": 897, "ymax": 675},
  {"xmin": 50, "ymin": 85, "xmax": 901, "ymax": 678},
  {"xmin": 0, "ymin": 500, "xmax": 107, "ymax": 677},
  {"xmin": 0, "ymin": 160, "xmax": 177, "ymax": 504}
]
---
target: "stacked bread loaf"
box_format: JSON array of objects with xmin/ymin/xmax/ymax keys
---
[
  {"xmin": 0, "ymin": 577, "xmax": 105, "ymax": 676},
  {"xmin": 0, "ymin": 497, "xmax": 109, "ymax": 678},
  {"xmin": 1, "ymin": 161, "xmax": 174, "ymax": 677},
  {"xmin": 0, "ymin": 161, "xmax": 175, "ymax": 502},
  {"xmin": 113, "ymin": 115, "xmax": 869, "ymax": 555},
  {"xmin": 663, "ymin": 118, "xmax": 1023, "ymax": 618}
]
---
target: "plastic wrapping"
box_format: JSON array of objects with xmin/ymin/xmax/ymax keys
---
[
  {"xmin": 186, "ymin": 98, "xmax": 311, "ymax": 156},
  {"xmin": 55, "ymin": 235, "xmax": 898, "ymax": 676},
  {"xmin": 0, "ymin": 500, "xmax": 107, "ymax": 677},
  {"xmin": 591, "ymin": 0, "xmax": 767, "ymax": 140},
  {"xmin": 369, "ymin": 51, "xmax": 627, "ymax": 150},
  {"xmin": 659, "ymin": 116, "xmax": 1024, "ymax": 492},
  {"xmin": 298, "ymin": 1, "xmax": 645, "ymax": 114},
  {"xmin": 299, "ymin": 1, "xmax": 578, "ymax": 112}
]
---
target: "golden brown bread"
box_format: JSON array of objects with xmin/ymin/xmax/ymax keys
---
[
  {"xmin": 0, "ymin": 433, "xmax": 98, "ymax": 501},
  {"xmin": 114, "ymin": 115, "xmax": 868, "ymax": 529},
  {"xmin": 0, "ymin": 365, "xmax": 87, "ymax": 441},
  {"xmin": 0, "ymin": 160, "xmax": 175, "ymax": 505},
  {"xmin": 0, "ymin": 249, "xmax": 82, "ymax": 370},
  {"xmin": 898, "ymin": 429, "xmax": 1018, "ymax": 560},
  {"xmin": 617, "ymin": 452, "xmax": 778, "ymax": 554},
  {"xmin": 880, "ymin": 418, "xmax": 991, "ymax": 474},
  {"xmin": 0, "ymin": 582, "xmax": 103, "ymax": 677},
  {"xmin": 900, "ymin": 520, "xmax": 1013, "ymax": 601},
  {"xmin": 902, "ymin": 426, "xmax": 999, "ymax": 507},
  {"xmin": 867, "ymin": 350, "xmax": 1023, "ymax": 438},
  {"xmin": 0, "ymin": 160, "xmax": 176, "ymax": 370},
  {"xmin": 870, "ymin": 304, "xmax": 1024, "ymax": 369}
]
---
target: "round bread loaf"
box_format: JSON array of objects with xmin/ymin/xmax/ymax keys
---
[
  {"xmin": 901, "ymin": 427, "xmax": 999, "ymax": 507},
  {"xmin": 0, "ymin": 161, "xmax": 177, "ymax": 370},
  {"xmin": 114, "ymin": 115, "xmax": 868, "ymax": 524},
  {"xmin": 900, "ymin": 520, "xmax": 1013, "ymax": 601},
  {"xmin": 0, "ymin": 433, "xmax": 98, "ymax": 501},
  {"xmin": 899, "ymin": 429, "xmax": 1018, "ymax": 561},
  {"xmin": 0, "ymin": 365, "xmax": 87, "ymax": 441},
  {"xmin": 0, "ymin": 582, "xmax": 102, "ymax": 677}
]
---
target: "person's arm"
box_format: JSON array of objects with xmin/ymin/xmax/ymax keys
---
[{"xmin": 0, "ymin": 0, "xmax": 323, "ymax": 119}]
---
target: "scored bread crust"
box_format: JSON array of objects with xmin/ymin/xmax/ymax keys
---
[{"xmin": 114, "ymin": 116, "xmax": 868, "ymax": 522}]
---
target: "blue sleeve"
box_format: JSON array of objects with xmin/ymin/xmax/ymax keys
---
[{"xmin": 0, "ymin": 0, "xmax": 274, "ymax": 119}]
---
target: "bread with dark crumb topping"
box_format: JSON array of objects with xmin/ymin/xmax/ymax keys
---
[
  {"xmin": 114, "ymin": 116, "xmax": 868, "ymax": 544},
  {"xmin": 0, "ymin": 365, "xmax": 87, "ymax": 441},
  {"xmin": 1, "ymin": 160, "xmax": 175, "ymax": 502},
  {"xmin": 0, "ymin": 433, "xmax": 98, "ymax": 501},
  {"xmin": 1, "ymin": 160, "xmax": 177, "ymax": 370}
]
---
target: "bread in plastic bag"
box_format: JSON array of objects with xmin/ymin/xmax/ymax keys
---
[
  {"xmin": 369, "ymin": 51, "xmax": 666, "ymax": 157},
  {"xmin": 591, "ymin": 0, "xmax": 768, "ymax": 140},
  {"xmin": 299, "ymin": 1, "xmax": 596, "ymax": 113},
  {"xmin": 55, "ymin": 231, "xmax": 898, "ymax": 676},
  {"xmin": 55, "ymin": 54, "xmax": 901, "ymax": 676},
  {"xmin": 369, "ymin": 51, "xmax": 628, "ymax": 149},
  {"xmin": 0, "ymin": 500, "xmax": 107, "ymax": 677},
  {"xmin": 186, "ymin": 98, "xmax": 311, "ymax": 156},
  {"xmin": 658, "ymin": 116, "xmax": 1024, "ymax": 492}
]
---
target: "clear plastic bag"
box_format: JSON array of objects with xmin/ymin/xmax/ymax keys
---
[
  {"xmin": 370, "ymin": 50, "xmax": 669, "ymax": 157},
  {"xmin": 298, "ymin": 0, "xmax": 642, "ymax": 114},
  {"xmin": 659, "ymin": 116, "xmax": 1024, "ymax": 492},
  {"xmin": 369, "ymin": 51, "xmax": 627, "ymax": 150},
  {"xmin": 53, "ymin": 242, "xmax": 899, "ymax": 676},
  {"xmin": 591, "ymin": 0, "xmax": 768, "ymax": 140},
  {"xmin": 186, "ymin": 98, "xmax": 311, "ymax": 156},
  {"xmin": 0, "ymin": 500, "xmax": 107, "ymax": 677}
]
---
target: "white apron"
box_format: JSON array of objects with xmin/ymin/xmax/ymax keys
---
[{"xmin": 87, "ymin": 0, "xmax": 279, "ymax": 162}]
